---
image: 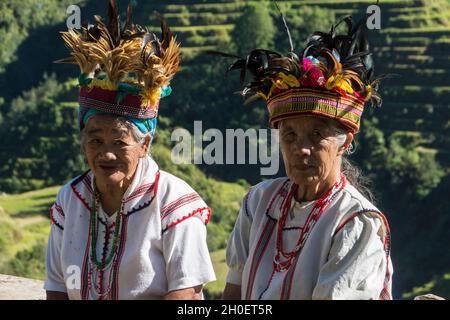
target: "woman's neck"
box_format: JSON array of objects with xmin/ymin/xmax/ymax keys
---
[
  {"xmin": 96, "ymin": 181, "xmax": 129, "ymax": 216},
  {"xmin": 295, "ymin": 169, "xmax": 341, "ymax": 202}
]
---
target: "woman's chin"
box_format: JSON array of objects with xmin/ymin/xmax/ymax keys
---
[
  {"xmin": 290, "ymin": 172, "xmax": 320, "ymax": 186},
  {"xmin": 95, "ymin": 170, "xmax": 126, "ymax": 185}
]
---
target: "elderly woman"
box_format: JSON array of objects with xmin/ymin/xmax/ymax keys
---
[
  {"xmin": 44, "ymin": 2, "xmax": 215, "ymax": 300},
  {"xmin": 218, "ymin": 15, "xmax": 393, "ymax": 300}
]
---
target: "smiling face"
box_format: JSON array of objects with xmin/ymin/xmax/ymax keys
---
[
  {"xmin": 82, "ymin": 115, "xmax": 149, "ymax": 190},
  {"xmin": 279, "ymin": 116, "xmax": 352, "ymax": 193}
]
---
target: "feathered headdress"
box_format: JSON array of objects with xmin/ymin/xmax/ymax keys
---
[
  {"xmin": 210, "ymin": 5, "xmax": 389, "ymax": 133},
  {"xmin": 56, "ymin": 0, "xmax": 181, "ymax": 132}
]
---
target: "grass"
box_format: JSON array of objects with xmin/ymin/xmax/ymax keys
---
[
  {"xmin": 0, "ymin": 186, "xmax": 59, "ymax": 217},
  {"xmin": 204, "ymin": 249, "xmax": 227, "ymax": 299},
  {"xmin": 0, "ymin": 187, "xmax": 57, "ymax": 279}
]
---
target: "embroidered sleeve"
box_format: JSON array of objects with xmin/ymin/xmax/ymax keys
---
[
  {"xmin": 225, "ymin": 188, "xmax": 255, "ymax": 286},
  {"xmin": 312, "ymin": 212, "xmax": 392, "ymax": 300},
  {"xmin": 162, "ymin": 215, "xmax": 216, "ymax": 292},
  {"xmin": 49, "ymin": 202, "xmax": 65, "ymax": 230},
  {"xmin": 44, "ymin": 186, "xmax": 68, "ymax": 293},
  {"xmin": 160, "ymin": 191, "xmax": 211, "ymax": 233}
]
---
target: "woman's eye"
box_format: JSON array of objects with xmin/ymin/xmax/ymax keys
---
[
  {"xmin": 114, "ymin": 140, "xmax": 127, "ymax": 146},
  {"xmin": 312, "ymin": 130, "xmax": 324, "ymax": 138},
  {"xmin": 89, "ymin": 139, "xmax": 101, "ymax": 144},
  {"xmin": 283, "ymin": 132, "xmax": 296, "ymax": 141}
]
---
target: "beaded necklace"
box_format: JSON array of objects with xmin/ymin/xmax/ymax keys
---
[
  {"xmin": 273, "ymin": 175, "xmax": 345, "ymax": 272},
  {"xmin": 87, "ymin": 181, "xmax": 124, "ymax": 299}
]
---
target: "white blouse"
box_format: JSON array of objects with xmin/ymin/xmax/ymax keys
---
[
  {"xmin": 226, "ymin": 176, "xmax": 393, "ymax": 300},
  {"xmin": 44, "ymin": 155, "xmax": 216, "ymax": 299}
]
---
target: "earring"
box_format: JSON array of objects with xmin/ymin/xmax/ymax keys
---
[{"xmin": 346, "ymin": 141, "xmax": 356, "ymax": 155}]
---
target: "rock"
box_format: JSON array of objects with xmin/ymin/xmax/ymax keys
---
[
  {"xmin": 414, "ymin": 294, "xmax": 446, "ymax": 300},
  {"xmin": 0, "ymin": 274, "xmax": 45, "ymax": 300}
]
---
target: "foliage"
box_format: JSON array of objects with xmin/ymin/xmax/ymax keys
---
[
  {"xmin": 0, "ymin": 74, "xmax": 86, "ymax": 193},
  {"xmin": 4, "ymin": 240, "xmax": 47, "ymax": 279},
  {"xmin": 273, "ymin": 5, "xmax": 335, "ymax": 53},
  {"xmin": 0, "ymin": 0, "xmax": 83, "ymax": 73},
  {"xmin": 230, "ymin": 3, "xmax": 276, "ymax": 55}
]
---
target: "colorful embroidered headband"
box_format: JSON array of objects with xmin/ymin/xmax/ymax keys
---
[
  {"xmin": 211, "ymin": 8, "xmax": 388, "ymax": 133},
  {"xmin": 56, "ymin": 0, "xmax": 181, "ymax": 135}
]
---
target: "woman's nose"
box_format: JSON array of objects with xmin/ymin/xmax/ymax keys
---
[
  {"xmin": 97, "ymin": 145, "xmax": 118, "ymax": 160},
  {"xmin": 292, "ymin": 137, "xmax": 312, "ymax": 156}
]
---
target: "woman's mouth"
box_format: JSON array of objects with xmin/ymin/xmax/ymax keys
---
[
  {"xmin": 98, "ymin": 163, "xmax": 121, "ymax": 174},
  {"xmin": 293, "ymin": 164, "xmax": 315, "ymax": 171}
]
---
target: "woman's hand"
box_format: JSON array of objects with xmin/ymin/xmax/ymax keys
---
[
  {"xmin": 164, "ymin": 285, "xmax": 203, "ymax": 300},
  {"xmin": 46, "ymin": 290, "xmax": 69, "ymax": 300}
]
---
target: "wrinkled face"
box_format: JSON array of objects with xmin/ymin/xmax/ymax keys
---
[
  {"xmin": 279, "ymin": 116, "xmax": 347, "ymax": 186},
  {"xmin": 82, "ymin": 115, "xmax": 148, "ymax": 188}
]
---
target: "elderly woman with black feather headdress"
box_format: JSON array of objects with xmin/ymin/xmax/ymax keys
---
[
  {"xmin": 216, "ymin": 12, "xmax": 393, "ymax": 300},
  {"xmin": 44, "ymin": 1, "xmax": 215, "ymax": 300}
]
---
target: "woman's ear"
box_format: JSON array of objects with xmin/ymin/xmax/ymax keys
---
[
  {"xmin": 337, "ymin": 132, "xmax": 354, "ymax": 156},
  {"xmin": 140, "ymin": 134, "xmax": 151, "ymax": 157}
]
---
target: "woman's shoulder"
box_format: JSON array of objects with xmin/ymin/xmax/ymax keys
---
[
  {"xmin": 157, "ymin": 170, "xmax": 200, "ymax": 195},
  {"xmin": 340, "ymin": 182, "xmax": 381, "ymax": 214},
  {"xmin": 332, "ymin": 182, "xmax": 389, "ymax": 237},
  {"xmin": 157, "ymin": 170, "xmax": 211, "ymax": 232},
  {"xmin": 251, "ymin": 177, "xmax": 290, "ymax": 194},
  {"xmin": 241, "ymin": 177, "xmax": 290, "ymax": 217},
  {"xmin": 55, "ymin": 171, "xmax": 91, "ymax": 200}
]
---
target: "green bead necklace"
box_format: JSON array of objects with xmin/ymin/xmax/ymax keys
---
[{"xmin": 90, "ymin": 182, "xmax": 123, "ymax": 269}]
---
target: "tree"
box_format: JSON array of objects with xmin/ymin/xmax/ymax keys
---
[
  {"xmin": 273, "ymin": 5, "xmax": 335, "ymax": 54},
  {"xmin": 231, "ymin": 4, "xmax": 276, "ymax": 56}
]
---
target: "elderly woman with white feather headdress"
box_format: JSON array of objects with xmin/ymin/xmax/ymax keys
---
[
  {"xmin": 215, "ymin": 10, "xmax": 394, "ymax": 300},
  {"xmin": 44, "ymin": 1, "xmax": 215, "ymax": 300}
]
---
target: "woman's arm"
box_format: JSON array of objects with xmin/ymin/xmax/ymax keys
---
[
  {"xmin": 222, "ymin": 283, "xmax": 241, "ymax": 300},
  {"xmin": 46, "ymin": 291, "xmax": 69, "ymax": 300},
  {"xmin": 223, "ymin": 189, "xmax": 255, "ymax": 300},
  {"xmin": 312, "ymin": 212, "xmax": 391, "ymax": 300},
  {"xmin": 164, "ymin": 285, "xmax": 203, "ymax": 300},
  {"xmin": 162, "ymin": 217, "xmax": 216, "ymax": 299}
]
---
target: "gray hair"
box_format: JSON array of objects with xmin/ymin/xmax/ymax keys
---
[
  {"xmin": 80, "ymin": 115, "xmax": 151, "ymax": 155},
  {"xmin": 328, "ymin": 121, "xmax": 375, "ymax": 203}
]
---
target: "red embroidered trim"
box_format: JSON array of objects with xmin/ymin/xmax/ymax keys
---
[
  {"xmin": 80, "ymin": 213, "xmax": 92, "ymax": 300},
  {"xmin": 49, "ymin": 206, "xmax": 64, "ymax": 230},
  {"xmin": 54, "ymin": 204, "xmax": 65, "ymax": 217},
  {"xmin": 333, "ymin": 211, "xmax": 368, "ymax": 236},
  {"xmin": 111, "ymin": 214, "xmax": 129, "ymax": 300},
  {"xmin": 71, "ymin": 183, "xmax": 91, "ymax": 212},
  {"xmin": 161, "ymin": 192, "xmax": 198, "ymax": 213},
  {"xmin": 165, "ymin": 206, "xmax": 212, "ymax": 231},
  {"xmin": 245, "ymin": 219, "xmax": 276, "ymax": 300},
  {"xmin": 82, "ymin": 177, "xmax": 93, "ymax": 194},
  {"xmin": 161, "ymin": 196, "xmax": 202, "ymax": 220},
  {"xmin": 124, "ymin": 183, "xmax": 154, "ymax": 202},
  {"xmin": 153, "ymin": 171, "xmax": 160, "ymax": 198}
]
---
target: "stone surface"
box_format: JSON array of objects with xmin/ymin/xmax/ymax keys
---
[
  {"xmin": 414, "ymin": 294, "xmax": 446, "ymax": 300},
  {"xmin": 0, "ymin": 274, "xmax": 45, "ymax": 300}
]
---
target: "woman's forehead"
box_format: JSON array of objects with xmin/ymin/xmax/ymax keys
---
[
  {"xmin": 85, "ymin": 116, "xmax": 129, "ymax": 136},
  {"xmin": 280, "ymin": 116, "xmax": 330, "ymax": 130}
]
